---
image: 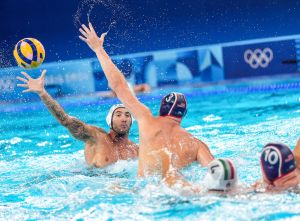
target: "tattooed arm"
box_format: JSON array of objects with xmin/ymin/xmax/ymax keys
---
[
  {"xmin": 17, "ymin": 70, "xmax": 104, "ymax": 142},
  {"xmin": 39, "ymin": 91, "xmax": 101, "ymax": 141}
]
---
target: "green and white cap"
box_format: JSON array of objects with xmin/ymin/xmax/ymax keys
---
[{"xmin": 203, "ymin": 158, "xmax": 237, "ymax": 191}]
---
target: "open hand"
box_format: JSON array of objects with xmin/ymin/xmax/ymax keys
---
[
  {"xmin": 79, "ymin": 22, "xmax": 107, "ymax": 52},
  {"xmin": 16, "ymin": 69, "xmax": 46, "ymax": 94}
]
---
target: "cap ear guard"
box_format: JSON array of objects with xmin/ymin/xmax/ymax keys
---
[
  {"xmin": 106, "ymin": 104, "xmax": 126, "ymax": 128},
  {"xmin": 203, "ymin": 158, "xmax": 237, "ymax": 191},
  {"xmin": 260, "ymin": 143, "xmax": 296, "ymax": 183}
]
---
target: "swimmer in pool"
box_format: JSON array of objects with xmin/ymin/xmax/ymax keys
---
[
  {"xmin": 16, "ymin": 70, "xmax": 138, "ymax": 168},
  {"xmin": 253, "ymin": 142, "xmax": 300, "ymax": 192},
  {"xmin": 145, "ymin": 158, "xmax": 238, "ymax": 196},
  {"xmin": 79, "ymin": 22, "xmax": 214, "ymax": 188}
]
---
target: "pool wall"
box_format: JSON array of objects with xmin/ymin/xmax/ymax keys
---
[{"xmin": 1, "ymin": 35, "xmax": 300, "ymax": 102}]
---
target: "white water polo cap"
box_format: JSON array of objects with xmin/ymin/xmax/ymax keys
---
[
  {"xmin": 203, "ymin": 158, "xmax": 237, "ymax": 191},
  {"xmin": 106, "ymin": 104, "xmax": 133, "ymax": 128}
]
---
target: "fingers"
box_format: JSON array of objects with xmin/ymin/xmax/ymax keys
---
[
  {"xmin": 79, "ymin": 28, "xmax": 88, "ymax": 38},
  {"xmin": 81, "ymin": 24, "xmax": 91, "ymax": 35},
  {"xmin": 21, "ymin": 71, "xmax": 31, "ymax": 80},
  {"xmin": 17, "ymin": 84, "xmax": 28, "ymax": 88},
  {"xmin": 16, "ymin": 76, "xmax": 28, "ymax": 83},
  {"xmin": 22, "ymin": 89, "xmax": 31, "ymax": 93},
  {"xmin": 100, "ymin": 32, "xmax": 107, "ymax": 40},
  {"xmin": 79, "ymin": 35, "xmax": 88, "ymax": 42},
  {"xmin": 41, "ymin": 69, "xmax": 47, "ymax": 79},
  {"xmin": 88, "ymin": 22, "xmax": 96, "ymax": 35}
]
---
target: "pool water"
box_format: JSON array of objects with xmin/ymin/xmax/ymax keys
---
[{"xmin": 1, "ymin": 77, "xmax": 300, "ymax": 220}]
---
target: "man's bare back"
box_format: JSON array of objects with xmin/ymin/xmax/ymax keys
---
[{"xmin": 138, "ymin": 116, "xmax": 212, "ymax": 177}]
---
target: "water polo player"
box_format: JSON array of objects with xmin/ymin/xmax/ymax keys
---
[
  {"xmin": 16, "ymin": 70, "xmax": 138, "ymax": 167},
  {"xmin": 256, "ymin": 143, "xmax": 300, "ymax": 191},
  {"xmin": 79, "ymin": 22, "xmax": 214, "ymax": 189}
]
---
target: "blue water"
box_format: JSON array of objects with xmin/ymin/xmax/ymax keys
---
[{"xmin": 1, "ymin": 77, "xmax": 300, "ymax": 220}]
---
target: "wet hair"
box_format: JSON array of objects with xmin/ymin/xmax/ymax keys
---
[
  {"xmin": 159, "ymin": 92, "xmax": 187, "ymax": 118},
  {"xmin": 260, "ymin": 143, "xmax": 296, "ymax": 183}
]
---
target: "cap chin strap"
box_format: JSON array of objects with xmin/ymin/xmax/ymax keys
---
[
  {"xmin": 110, "ymin": 122, "xmax": 119, "ymax": 134},
  {"xmin": 110, "ymin": 116, "xmax": 132, "ymax": 135},
  {"xmin": 106, "ymin": 104, "xmax": 126, "ymax": 128}
]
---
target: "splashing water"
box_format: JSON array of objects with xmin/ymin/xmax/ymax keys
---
[
  {"xmin": 73, "ymin": 0, "xmax": 161, "ymax": 54},
  {"xmin": 0, "ymin": 40, "xmax": 13, "ymax": 68},
  {"xmin": 73, "ymin": 0, "xmax": 134, "ymax": 51},
  {"xmin": 86, "ymin": 5, "xmax": 94, "ymax": 24},
  {"xmin": 2, "ymin": 85, "xmax": 300, "ymax": 220},
  {"xmin": 106, "ymin": 20, "xmax": 116, "ymax": 34},
  {"xmin": 74, "ymin": 0, "xmax": 131, "ymax": 32}
]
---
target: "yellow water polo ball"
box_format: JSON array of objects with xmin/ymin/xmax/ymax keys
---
[{"xmin": 13, "ymin": 38, "xmax": 45, "ymax": 69}]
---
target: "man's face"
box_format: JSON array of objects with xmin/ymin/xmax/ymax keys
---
[{"xmin": 112, "ymin": 107, "xmax": 132, "ymax": 135}]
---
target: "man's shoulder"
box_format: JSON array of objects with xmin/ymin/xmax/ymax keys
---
[
  {"xmin": 139, "ymin": 114, "xmax": 157, "ymax": 125},
  {"xmin": 174, "ymin": 128, "xmax": 201, "ymax": 142},
  {"xmin": 83, "ymin": 126, "xmax": 108, "ymax": 144},
  {"xmin": 88, "ymin": 125, "xmax": 107, "ymax": 136}
]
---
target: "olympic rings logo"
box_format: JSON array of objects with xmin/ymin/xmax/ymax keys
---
[{"xmin": 244, "ymin": 48, "xmax": 273, "ymax": 69}]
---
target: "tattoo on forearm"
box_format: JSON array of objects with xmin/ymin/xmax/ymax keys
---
[
  {"xmin": 40, "ymin": 92, "xmax": 69, "ymax": 125},
  {"xmin": 40, "ymin": 92, "xmax": 91, "ymax": 141}
]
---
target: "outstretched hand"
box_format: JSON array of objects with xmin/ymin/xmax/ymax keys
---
[
  {"xmin": 79, "ymin": 22, "xmax": 107, "ymax": 52},
  {"xmin": 16, "ymin": 69, "xmax": 46, "ymax": 94}
]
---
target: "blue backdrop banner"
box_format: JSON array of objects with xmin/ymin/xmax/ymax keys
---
[
  {"xmin": 223, "ymin": 40, "xmax": 298, "ymax": 79},
  {"xmin": 1, "ymin": 36, "xmax": 300, "ymax": 103}
]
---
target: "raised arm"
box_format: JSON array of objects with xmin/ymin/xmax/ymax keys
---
[
  {"xmin": 79, "ymin": 23, "xmax": 152, "ymax": 121},
  {"xmin": 16, "ymin": 70, "xmax": 101, "ymax": 142}
]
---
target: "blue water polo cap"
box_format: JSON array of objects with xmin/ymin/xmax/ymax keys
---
[
  {"xmin": 260, "ymin": 143, "xmax": 296, "ymax": 183},
  {"xmin": 159, "ymin": 92, "xmax": 187, "ymax": 118}
]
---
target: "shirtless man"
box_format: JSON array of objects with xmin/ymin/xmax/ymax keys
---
[
  {"xmin": 16, "ymin": 70, "xmax": 138, "ymax": 168},
  {"xmin": 79, "ymin": 22, "xmax": 214, "ymax": 186},
  {"xmin": 254, "ymin": 142, "xmax": 300, "ymax": 192}
]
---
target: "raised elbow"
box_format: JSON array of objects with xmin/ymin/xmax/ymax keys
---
[
  {"xmin": 61, "ymin": 115, "xmax": 71, "ymax": 127},
  {"xmin": 112, "ymin": 80, "xmax": 127, "ymax": 95}
]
